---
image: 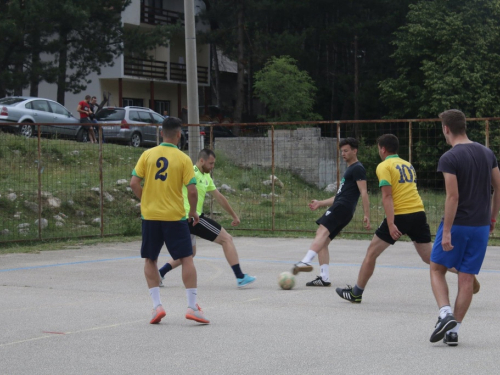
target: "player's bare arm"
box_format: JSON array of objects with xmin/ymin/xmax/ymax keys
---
[
  {"xmin": 356, "ymin": 180, "xmax": 371, "ymax": 230},
  {"xmin": 130, "ymin": 176, "xmax": 143, "ymax": 200},
  {"xmin": 309, "ymin": 196, "xmax": 335, "ymax": 211},
  {"xmin": 210, "ymin": 189, "xmax": 240, "ymax": 226},
  {"xmin": 442, "ymin": 172, "xmax": 459, "ymax": 251},
  {"xmin": 490, "ymin": 167, "xmax": 500, "ymax": 233},
  {"xmin": 381, "ymin": 185, "xmax": 401, "ymax": 240},
  {"xmin": 186, "ymin": 184, "xmax": 199, "ymax": 226}
]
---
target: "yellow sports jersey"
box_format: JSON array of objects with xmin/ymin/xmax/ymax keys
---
[
  {"xmin": 183, "ymin": 165, "xmax": 217, "ymax": 215},
  {"xmin": 132, "ymin": 143, "xmax": 196, "ymax": 221},
  {"xmin": 376, "ymin": 154, "xmax": 424, "ymax": 215}
]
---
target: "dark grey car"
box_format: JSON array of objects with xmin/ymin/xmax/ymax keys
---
[
  {"xmin": 0, "ymin": 96, "xmax": 88, "ymax": 140},
  {"xmin": 95, "ymin": 106, "xmax": 165, "ymax": 147}
]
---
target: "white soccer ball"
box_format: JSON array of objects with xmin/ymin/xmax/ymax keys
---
[{"xmin": 278, "ymin": 271, "xmax": 296, "ymax": 290}]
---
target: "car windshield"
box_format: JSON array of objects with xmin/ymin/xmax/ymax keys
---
[
  {"xmin": 0, "ymin": 97, "xmax": 25, "ymax": 105},
  {"xmin": 95, "ymin": 108, "xmax": 125, "ymax": 121}
]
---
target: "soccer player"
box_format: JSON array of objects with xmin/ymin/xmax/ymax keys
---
[
  {"xmin": 429, "ymin": 110, "xmax": 500, "ymax": 346},
  {"xmin": 292, "ymin": 137, "xmax": 371, "ymax": 286},
  {"xmin": 130, "ymin": 117, "xmax": 209, "ymax": 325},
  {"xmin": 335, "ymin": 134, "xmax": 433, "ymax": 303},
  {"xmin": 158, "ymin": 148, "xmax": 256, "ymax": 288}
]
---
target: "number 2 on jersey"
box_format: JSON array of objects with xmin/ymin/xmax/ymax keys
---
[{"xmin": 155, "ymin": 157, "xmax": 168, "ymax": 181}]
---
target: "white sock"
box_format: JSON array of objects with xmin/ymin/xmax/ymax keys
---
[
  {"xmin": 186, "ymin": 288, "xmax": 197, "ymax": 309},
  {"xmin": 149, "ymin": 287, "xmax": 161, "ymax": 309},
  {"xmin": 439, "ymin": 305, "xmax": 452, "ymax": 319},
  {"xmin": 301, "ymin": 250, "xmax": 317, "ymax": 264},
  {"xmin": 449, "ymin": 322, "xmax": 461, "ymax": 334},
  {"xmin": 320, "ymin": 264, "xmax": 330, "ymax": 282}
]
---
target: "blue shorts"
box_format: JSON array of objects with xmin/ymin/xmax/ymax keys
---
[
  {"xmin": 431, "ymin": 222, "xmax": 490, "ymax": 274},
  {"xmin": 140, "ymin": 220, "xmax": 193, "ymax": 261}
]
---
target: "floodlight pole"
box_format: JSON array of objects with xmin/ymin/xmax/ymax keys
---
[{"xmin": 184, "ymin": 0, "xmax": 201, "ymax": 162}]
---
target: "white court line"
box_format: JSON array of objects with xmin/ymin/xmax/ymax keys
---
[{"xmin": 0, "ymin": 319, "xmax": 145, "ymax": 348}]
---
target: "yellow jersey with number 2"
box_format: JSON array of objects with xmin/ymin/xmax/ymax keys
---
[
  {"xmin": 376, "ymin": 154, "xmax": 424, "ymax": 215},
  {"xmin": 132, "ymin": 143, "xmax": 196, "ymax": 221}
]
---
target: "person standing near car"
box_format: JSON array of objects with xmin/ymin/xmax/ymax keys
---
[
  {"xmin": 89, "ymin": 96, "xmax": 104, "ymax": 143},
  {"xmin": 77, "ymin": 95, "xmax": 97, "ymax": 143}
]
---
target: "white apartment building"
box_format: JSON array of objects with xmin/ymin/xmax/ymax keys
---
[{"xmin": 24, "ymin": 0, "xmax": 211, "ymax": 118}]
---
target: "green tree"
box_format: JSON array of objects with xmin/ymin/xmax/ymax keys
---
[
  {"xmin": 379, "ymin": 0, "xmax": 500, "ymax": 119},
  {"xmin": 253, "ymin": 55, "xmax": 321, "ymax": 122}
]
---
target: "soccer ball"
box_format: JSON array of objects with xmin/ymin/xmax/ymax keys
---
[{"xmin": 278, "ymin": 271, "xmax": 296, "ymax": 290}]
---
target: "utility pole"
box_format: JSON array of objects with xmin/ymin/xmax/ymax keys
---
[
  {"xmin": 184, "ymin": 0, "xmax": 201, "ymax": 162},
  {"xmin": 354, "ymin": 35, "xmax": 360, "ymax": 139}
]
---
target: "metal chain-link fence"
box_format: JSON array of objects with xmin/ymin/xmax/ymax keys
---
[{"xmin": 1, "ymin": 119, "xmax": 500, "ymax": 243}]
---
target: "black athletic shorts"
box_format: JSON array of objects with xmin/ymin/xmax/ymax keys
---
[
  {"xmin": 375, "ymin": 211, "xmax": 431, "ymax": 245},
  {"xmin": 316, "ymin": 204, "xmax": 353, "ymax": 240},
  {"xmin": 189, "ymin": 213, "xmax": 222, "ymax": 243}
]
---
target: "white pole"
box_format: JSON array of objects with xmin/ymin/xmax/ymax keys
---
[{"xmin": 184, "ymin": 0, "xmax": 201, "ymax": 162}]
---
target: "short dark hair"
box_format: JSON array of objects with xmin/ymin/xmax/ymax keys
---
[
  {"xmin": 377, "ymin": 134, "xmax": 399, "ymax": 153},
  {"xmin": 92, "ymin": 96, "xmax": 97, "ymax": 100},
  {"xmin": 85, "ymin": 95, "xmax": 91, "ymax": 100},
  {"xmin": 198, "ymin": 148, "xmax": 216, "ymax": 160},
  {"xmin": 162, "ymin": 116, "xmax": 182, "ymax": 138},
  {"xmin": 339, "ymin": 137, "xmax": 359, "ymax": 150},
  {"xmin": 439, "ymin": 109, "xmax": 466, "ymax": 135}
]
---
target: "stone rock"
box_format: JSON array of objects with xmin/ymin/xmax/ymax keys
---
[
  {"xmin": 55, "ymin": 221, "xmax": 64, "ymax": 227},
  {"xmin": 19, "ymin": 228, "xmax": 30, "ymax": 235},
  {"xmin": 243, "ymin": 188, "xmax": 251, "ymax": 192},
  {"xmin": 53, "ymin": 215, "xmax": 65, "ymax": 222},
  {"xmin": 13, "ymin": 214, "xmax": 21, "ymax": 219},
  {"xmin": 220, "ymin": 184, "xmax": 235, "ymax": 193},
  {"xmin": 261, "ymin": 194, "xmax": 268, "ymax": 198},
  {"xmin": 18, "ymin": 223, "xmax": 30, "ymax": 229},
  {"xmin": 117, "ymin": 179, "xmax": 128, "ymax": 185},
  {"xmin": 7, "ymin": 193, "xmax": 17, "ymax": 201},
  {"xmin": 324, "ymin": 184, "xmax": 336, "ymax": 193},
  {"xmin": 70, "ymin": 150, "xmax": 80, "ymax": 156},
  {"xmin": 126, "ymin": 187, "xmax": 132, "ymax": 192},
  {"xmin": 35, "ymin": 218, "xmax": 48, "ymax": 229},
  {"xmin": 76, "ymin": 210, "xmax": 85, "ymax": 217},
  {"xmin": 103, "ymin": 192, "xmax": 114, "ymax": 202},
  {"xmin": 47, "ymin": 197, "xmax": 61, "ymax": 208},
  {"xmin": 1, "ymin": 229, "xmax": 11, "ymax": 236},
  {"xmin": 91, "ymin": 187, "xmax": 100, "ymax": 192},
  {"xmin": 67, "ymin": 200, "xmax": 74, "ymax": 206},
  {"xmin": 24, "ymin": 200, "xmax": 40, "ymax": 213},
  {"xmin": 40, "ymin": 191, "xmax": 53, "ymax": 198},
  {"xmin": 92, "ymin": 218, "xmax": 101, "ymax": 224}
]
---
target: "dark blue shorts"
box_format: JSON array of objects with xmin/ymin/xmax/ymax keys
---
[
  {"xmin": 140, "ymin": 220, "xmax": 193, "ymax": 261},
  {"xmin": 431, "ymin": 222, "xmax": 489, "ymax": 274}
]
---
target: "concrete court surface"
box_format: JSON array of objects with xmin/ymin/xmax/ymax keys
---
[{"xmin": 1, "ymin": 237, "xmax": 500, "ymax": 375}]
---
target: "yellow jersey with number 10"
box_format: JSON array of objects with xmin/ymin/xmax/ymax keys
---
[
  {"xmin": 132, "ymin": 143, "xmax": 196, "ymax": 221},
  {"xmin": 376, "ymin": 154, "xmax": 424, "ymax": 215}
]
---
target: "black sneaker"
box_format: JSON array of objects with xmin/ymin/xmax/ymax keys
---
[
  {"xmin": 443, "ymin": 332, "xmax": 458, "ymax": 346},
  {"xmin": 335, "ymin": 285, "xmax": 362, "ymax": 303},
  {"xmin": 306, "ymin": 276, "xmax": 331, "ymax": 287},
  {"xmin": 429, "ymin": 313, "xmax": 457, "ymax": 343},
  {"xmin": 292, "ymin": 262, "xmax": 313, "ymax": 275}
]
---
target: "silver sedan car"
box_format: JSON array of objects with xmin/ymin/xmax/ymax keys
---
[{"xmin": 0, "ymin": 96, "xmax": 91, "ymax": 141}]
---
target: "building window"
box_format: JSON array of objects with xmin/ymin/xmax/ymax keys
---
[
  {"xmin": 151, "ymin": 100, "xmax": 170, "ymax": 116},
  {"xmin": 123, "ymin": 98, "xmax": 144, "ymax": 107}
]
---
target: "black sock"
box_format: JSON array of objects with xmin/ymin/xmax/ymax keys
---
[
  {"xmin": 159, "ymin": 263, "xmax": 172, "ymax": 278},
  {"xmin": 231, "ymin": 264, "xmax": 244, "ymax": 279}
]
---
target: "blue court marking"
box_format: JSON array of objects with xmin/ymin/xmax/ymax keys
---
[{"xmin": 1, "ymin": 254, "xmax": 500, "ymax": 274}]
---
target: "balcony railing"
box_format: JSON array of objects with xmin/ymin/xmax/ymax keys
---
[
  {"xmin": 124, "ymin": 57, "xmax": 168, "ymax": 80},
  {"xmin": 124, "ymin": 57, "xmax": 209, "ymax": 84},
  {"xmin": 140, "ymin": 3, "xmax": 183, "ymax": 26}
]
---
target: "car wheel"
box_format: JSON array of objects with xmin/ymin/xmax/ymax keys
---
[
  {"xmin": 76, "ymin": 128, "xmax": 89, "ymax": 143},
  {"xmin": 18, "ymin": 124, "xmax": 34, "ymax": 137},
  {"xmin": 129, "ymin": 132, "xmax": 142, "ymax": 147}
]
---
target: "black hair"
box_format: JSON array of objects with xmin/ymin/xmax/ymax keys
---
[
  {"xmin": 377, "ymin": 134, "xmax": 399, "ymax": 153},
  {"xmin": 339, "ymin": 137, "xmax": 359, "ymax": 150}
]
